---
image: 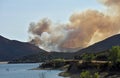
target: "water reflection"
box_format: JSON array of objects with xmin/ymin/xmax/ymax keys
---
[
  {"xmin": 38, "ymin": 70, "xmax": 55, "ymax": 78},
  {"xmin": 39, "ymin": 72, "xmax": 46, "ymax": 78},
  {"xmin": 0, "ymin": 63, "xmax": 64, "ymax": 78},
  {"xmin": 6, "ymin": 68, "xmax": 9, "ymax": 71}
]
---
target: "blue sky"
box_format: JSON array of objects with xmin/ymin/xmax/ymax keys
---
[{"xmin": 0, "ymin": 0, "xmax": 104, "ymax": 42}]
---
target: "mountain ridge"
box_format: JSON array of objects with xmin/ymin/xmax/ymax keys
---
[
  {"xmin": 1, "ymin": 34, "xmax": 120, "ymax": 62},
  {"xmin": 0, "ymin": 35, "xmax": 46, "ymax": 61},
  {"xmin": 75, "ymin": 34, "xmax": 120, "ymax": 55}
]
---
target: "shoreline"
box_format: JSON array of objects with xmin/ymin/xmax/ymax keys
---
[
  {"xmin": 0, "ymin": 61, "xmax": 8, "ymax": 64},
  {"xmin": 38, "ymin": 59, "xmax": 120, "ymax": 78}
]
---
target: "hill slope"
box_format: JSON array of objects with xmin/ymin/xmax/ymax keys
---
[
  {"xmin": 0, "ymin": 35, "xmax": 46, "ymax": 61},
  {"xmin": 1, "ymin": 34, "xmax": 120, "ymax": 62},
  {"xmin": 75, "ymin": 34, "xmax": 120, "ymax": 55},
  {"xmin": 10, "ymin": 34, "xmax": 120, "ymax": 63}
]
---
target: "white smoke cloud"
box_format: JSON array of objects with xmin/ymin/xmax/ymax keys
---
[{"xmin": 28, "ymin": 0, "xmax": 120, "ymax": 52}]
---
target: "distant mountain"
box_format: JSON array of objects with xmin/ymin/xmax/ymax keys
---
[
  {"xmin": 0, "ymin": 35, "xmax": 46, "ymax": 61},
  {"xmin": 10, "ymin": 34, "xmax": 120, "ymax": 63},
  {"xmin": 75, "ymin": 34, "xmax": 120, "ymax": 55},
  {"xmin": 9, "ymin": 52, "xmax": 74, "ymax": 63},
  {"xmin": 1, "ymin": 34, "xmax": 120, "ymax": 62}
]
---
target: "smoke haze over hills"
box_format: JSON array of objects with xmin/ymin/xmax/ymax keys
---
[{"xmin": 28, "ymin": 0, "xmax": 120, "ymax": 52}]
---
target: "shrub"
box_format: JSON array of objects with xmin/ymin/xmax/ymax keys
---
[
  {"xmin": 93, "ymin": 72, "xmax": 99, "ymax": 78},
  {"xmin": 109, "ymin": 46, "xmax": 120, "ymax": 64},
  {"xmin": 51, "ymin": 58, "xmax": 65, "ymax": 62},
  {"xmin": 82, "ymin": 53, "xmax": 95, "ymax": 63},
  {"xmin": 80, "ymin": 71, "xmax": 99, "ymax": 78},
  {"xmin": 80, "ymin": 71, "xmax": 92, "ymax": 78},
  {"xmin": 51, "ymin": 59, "xmax": 65, "ymax": 68}
]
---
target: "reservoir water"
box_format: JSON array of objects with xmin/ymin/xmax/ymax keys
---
[{"xmin": 0, "ymin": 63, "xmax": 64, "ymax": 78}]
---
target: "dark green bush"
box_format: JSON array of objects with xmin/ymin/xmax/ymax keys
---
[
  {"xmin": 80, "ymin": 71, "xmax": 99, "ymax": 78},
  {"xmin": 109, "ymin": 46, "xmax": 120, "ymax": 64},
  {"xmin": 82, "ymin": 53, "xmax": 95, "ymax": 63}
]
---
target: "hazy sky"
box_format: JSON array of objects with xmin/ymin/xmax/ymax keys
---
[{"xmin": 0, "ymin": 0, "xmax": 103, "ymax": 42}]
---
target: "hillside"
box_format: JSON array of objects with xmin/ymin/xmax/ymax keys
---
[
  {"xmin": 75, "ymin": 34, "xmax": 120, "ymax": 55},
  {"xmin": 0, "ymin": 35, "xmax": 46, "ymax": 61},
  {"xmin": 9, "ymin": 52, "xmax": 74, "ymax": 63},
  {"xmin": 1, "ymin": 34, "xmax": 120, "ymax": 62}
]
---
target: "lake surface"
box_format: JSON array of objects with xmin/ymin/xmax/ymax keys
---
[{"xmin": 0, "ymin": 63, "xmax": 64, "ymax": 78}]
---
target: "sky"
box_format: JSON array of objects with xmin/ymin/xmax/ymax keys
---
[{"xmin": 0, "ymin": 0, "xmax": 104, "ymax": 42}]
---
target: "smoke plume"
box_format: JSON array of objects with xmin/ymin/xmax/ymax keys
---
[{"xmin": 28, "ymin": 0, "xmax": 120, "ymax": 52}]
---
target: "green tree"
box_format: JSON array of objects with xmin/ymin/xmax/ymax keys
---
[
  {"xmin": 93, "ymin": 72, "xmax": 99, "ymax": 78},
  {"xmin": 80, "ymin": 71, "xmax": 92, "ymax": 78},
  {"xmin": 82, "ymin": 53, "xmax": 95, "ymax": 63},
  {"xmin": 109, "ymin": 46, "xmax": 120, "ymax": 64},
  {"xmin": 80, "ymin": 71, "xmax": 99, "ymax": 78}
]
